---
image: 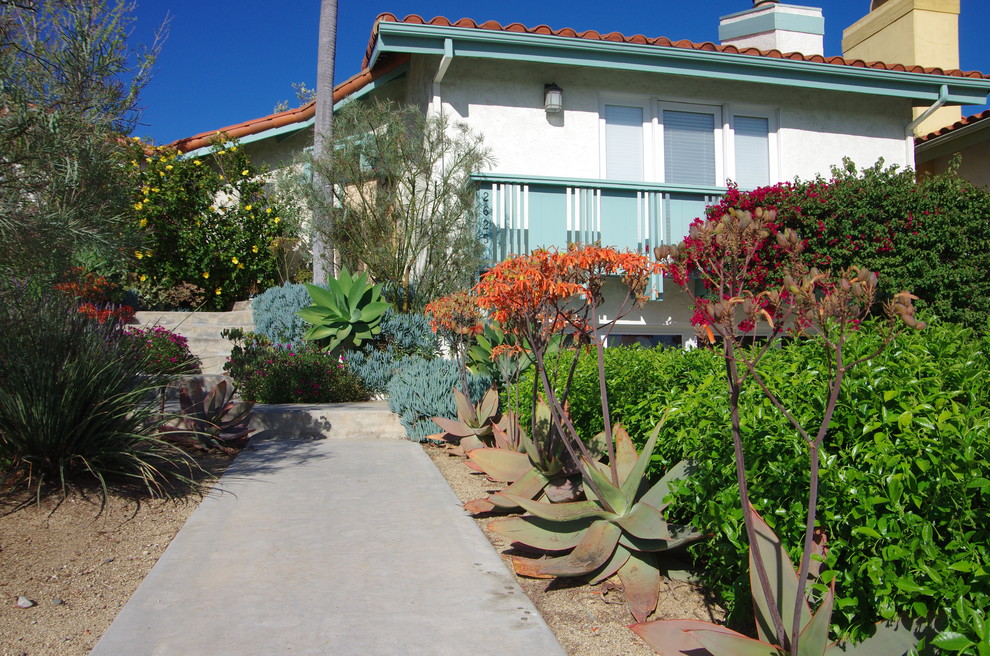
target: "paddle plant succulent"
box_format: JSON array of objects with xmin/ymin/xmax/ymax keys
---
[
  {"xmin": 161, "ymin": 379, "xmax": 254, "ymax": 454},
  {"xmin": 297, "ymin": 267, "xmax": 390, "ymax": 355},
  {"xmin": 489, "ymin": 422, "xmax": 700, "ymax": 623},
  {"xmin": 643, "ymin": 206, "xmax": 926, "ymax": 654},
  {"xmin": 430, "ymin": 386, "xmax": 501, "ymax": 453},
  {"xmin": 462, "ymin": 400, "xmax": 588, "ymax": 514}
]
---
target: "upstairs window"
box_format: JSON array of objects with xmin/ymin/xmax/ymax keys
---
[
  {"xmin": 603, "ymin": 104, "xmax": 645, "ymax": 181},
  {"xmin": 733, "ymin": 115, "xmax": 771, "ymax": 190},
  {"xmin": 661, "ymin": 107, "xmax": 719, "ymax": 186}
]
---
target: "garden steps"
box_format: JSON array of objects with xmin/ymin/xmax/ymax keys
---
[
  {"xmin": 134, "ymin": 306, "xmax": 255, "ymax": 375},
  {"xmin": 90, "ymin": 416, "xmax": 565, "ymax": 656}
]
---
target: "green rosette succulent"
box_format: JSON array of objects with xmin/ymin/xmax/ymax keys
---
[{"xmin": 297, "ymin": 267, "xmax": 390, "ymax": 355}]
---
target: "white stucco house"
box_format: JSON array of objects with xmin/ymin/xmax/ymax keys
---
[{"xmin": 172, "ymin": 3, "xmax": 990, "ymax": 347}]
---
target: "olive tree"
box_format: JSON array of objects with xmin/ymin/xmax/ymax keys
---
[{"xmin": 0, "ymin": 0, "xmax": 164, "ymax": 278}]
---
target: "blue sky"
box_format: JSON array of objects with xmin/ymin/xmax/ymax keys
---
[{"xmin": 129, "ymin": 1, "xmax": 990, "ymax": 145}]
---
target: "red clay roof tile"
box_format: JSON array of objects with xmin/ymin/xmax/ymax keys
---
[
  {"xmin": 173, "ymin": 13, "xmax": 988, "ymax": 151},
  {"xmin": 917, "ymin": 108, "xmax": 990, "ymax": 144},
  {"xmin": 366, "ymin": 13, "xmax": 987, "ymax": 79}
]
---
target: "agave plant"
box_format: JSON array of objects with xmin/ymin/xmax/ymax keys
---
[
  {"xmin": 488, "ymin": 422, "xmax": 700, "ymax": 623},
  {"xmin": 297, "ymin": 267, "xmax": 391, "ymax": 355},
  {"xmin": 430, "ymin": 386, "xmax": 501, "ymax": 454},
  {"xmin": 462, "ymin": 400, "xmax": 588, "ymax": 514},
  {"xmin": 161, "ymin": 380, "xmax": 254, "ymax": 455},
  {"xmin": 630, "ymin": 507, "xmax": 926, "ymax": 655}
]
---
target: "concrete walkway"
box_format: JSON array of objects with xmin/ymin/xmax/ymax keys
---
[{"xmin": 90, "ymin": 425, "xmax": 566, "ymax": 655}]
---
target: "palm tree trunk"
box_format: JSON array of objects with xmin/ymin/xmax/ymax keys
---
[{"xmin": 312, "ymin": 0, "xmax": 338, "ymax": 284}]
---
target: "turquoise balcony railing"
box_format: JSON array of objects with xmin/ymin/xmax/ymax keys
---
[{"xmin": 474, "ymin": 173, "xmax": 725, "ymax": 298}]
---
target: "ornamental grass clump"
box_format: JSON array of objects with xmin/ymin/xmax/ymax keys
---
[
  {"xmin": 0, "ymin": 280, "xmax": 196, "ymax": 499},
  {"xmin": 633, "ymin": 207, "xmax": 927, "ymax": 655}
]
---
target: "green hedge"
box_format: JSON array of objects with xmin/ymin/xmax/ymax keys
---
[{"xmin": 517, "ymin": 322, "xmax": 990, "ymax": 644}]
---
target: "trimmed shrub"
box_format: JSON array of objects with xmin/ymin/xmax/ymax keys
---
[
  {"xmin": 0, "ymin": 281, "xmax": 195, "ymax": 497},
  {"xmin": 252, "ymin": 282, "xmax": 315, "ymax": 346},
  {"xmin": 386, "ymin": 356, "xmax": 490, "ymax": 442},
  {"xmin": 124, "ymin": 325, "xmax": 202, "ymax": 376},
  {"xmin": 538, "ymin": 322, "xmax": 990, "ymax": 642},
  {"xmin": 223, "ymin": 330, "xmax": 369, "ymax": 404}
]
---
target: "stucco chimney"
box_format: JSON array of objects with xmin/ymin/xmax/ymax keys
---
[
  {"xmin": 842, "ymin": 0, "xmax": 961, "ymax": 135},
  {"xmin": 718, "ymin": 2, "xmax": 825, "ymax": 55}
]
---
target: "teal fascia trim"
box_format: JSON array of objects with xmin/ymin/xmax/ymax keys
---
[
  {"xmin": 718, "ymin": 12, "xmax": 825, "ymax": 41},
  {"xmin": 373, "ymin": 22, "xmax": 990, "ymax": 105},
  {"xmin": 334, "ymin": 63, "xmax": 409, "ymax": 110},
  {"xmin": 179, "ymin": 118, "xmax": 315, "ymax": 160},
  {"xmin": 473, "ymin": 172, "xmax": 727, "ymax": 197}
]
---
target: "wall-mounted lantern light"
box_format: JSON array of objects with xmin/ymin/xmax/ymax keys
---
[{"xmin": 544, "ymin": 83, "xmax": 563, "ymax": 114}]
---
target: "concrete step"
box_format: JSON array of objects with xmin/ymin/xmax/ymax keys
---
[
  {"xmin": 134, "ymin": 309, "xmax": 255, "ymax": 327},
  {"xmin": 249, "ymin": 400, "xmax": 405, "ymax": 440}
]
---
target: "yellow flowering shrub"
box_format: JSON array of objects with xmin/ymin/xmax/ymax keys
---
[{"xmin": 126, "ymin": 137, "xmax": 293, "ymax": 310}]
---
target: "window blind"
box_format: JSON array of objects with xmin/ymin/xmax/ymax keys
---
[
  {"xmin": 604, "ymin": 105, "xmax": 644, "ymax": 181},
  {"xmin": 663, "ymin": 110, "xmax": 715, "ymax": 186},
  {"xmin": 734, "ymin": 116, "xmax": 770, "ymax": 190}
]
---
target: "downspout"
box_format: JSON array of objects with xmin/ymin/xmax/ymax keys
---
[{"xmin": 905, "ymin": 84, "xmax": 948, "ymax": 167}]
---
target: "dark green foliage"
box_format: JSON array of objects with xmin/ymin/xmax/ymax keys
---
[
  {"xmin": 386, "ymin": 357, "xmax": 490, "ymax": 442},
  {"xmin": 123, "ymin": 325, "xmax": 201, "ymax": 376},
  {"xmin": 712, "ymin": 159, "xmax": 990, "ymax": 331},
  {"xmin": 252, "ymin": 282, "xmax": 316, "ymax": 346},
  {"xmin": 543, "ymin": 326, "xmax": 990, "ymax": 644},
  {"xmin": 222, "ymin": 330, "xmax": 369, "ymax": 404},
  {"xmin": 0, "ymin": 281, "xmax": 194, "ymax": 497},
  {"xmin": 0, "ymin": 1, "xmax": 159, "ymax": 278}
]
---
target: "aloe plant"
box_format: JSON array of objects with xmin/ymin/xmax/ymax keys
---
[
  {"xmin": 161, "ymin": 379, "xmax": 254, "ymax": 454},
  {"xmin": 297, "ymin": 267, "xmax": 390, "ymax": 355},
  {"xmin": 488, "ymin": 421, "xmax": 700, "ymax": 623},
  {"xmin": 430, "ymin": 386, "xmax": 501, "ymax": 454},
  {"xmin": 631, "ymin": 507, "xmax": 926, "ymax": 655},
  {"xmin": 462, "ymin": 400, "xmax": 587, "ymax": 514}
]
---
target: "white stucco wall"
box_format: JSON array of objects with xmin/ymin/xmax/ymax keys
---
[{"xmin": 430, "ymin": 58, "xmax": 912, "ymax": 184}]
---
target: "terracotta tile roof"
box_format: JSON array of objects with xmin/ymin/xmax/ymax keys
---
[
  {"xmin": 368, "ymin": 13, "xmax": 989, "ymax": 80},
  {"xmin": 170, "ymin": 54, "xmax": 410, "ymax": 152},
  {"xmin": 917, "ymin": 108, "xmax": 990, "ymax": 144},
  {"xmin": 173, "ymin": 13, "xmax": 988, "ymax": 152}
]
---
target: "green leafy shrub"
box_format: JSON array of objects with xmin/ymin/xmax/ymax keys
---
[
  {"xmin": 126, "ymin": 140, "xmax": 293, "ymax": 311},
  {"xmin": 124, "ymin": 325, "xmax": 201, "ymax": 376},
  {"xmin": 386, "ymin": 356, "xmax": 490, "ymax": 442},
  {"xmin": 222, "ymin": 330, "xmax": 369, "ymax": 404},
  {"xmin": 0, "ymin": 280, "xmax": 195, "ymax": 497},
  {"xmin": 252, "ymin": 282, "xmax": 316, "ymax": 346},
  {"xmin": 549, "ymin": 323, "xmax": 990, "ymax": 642}
]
